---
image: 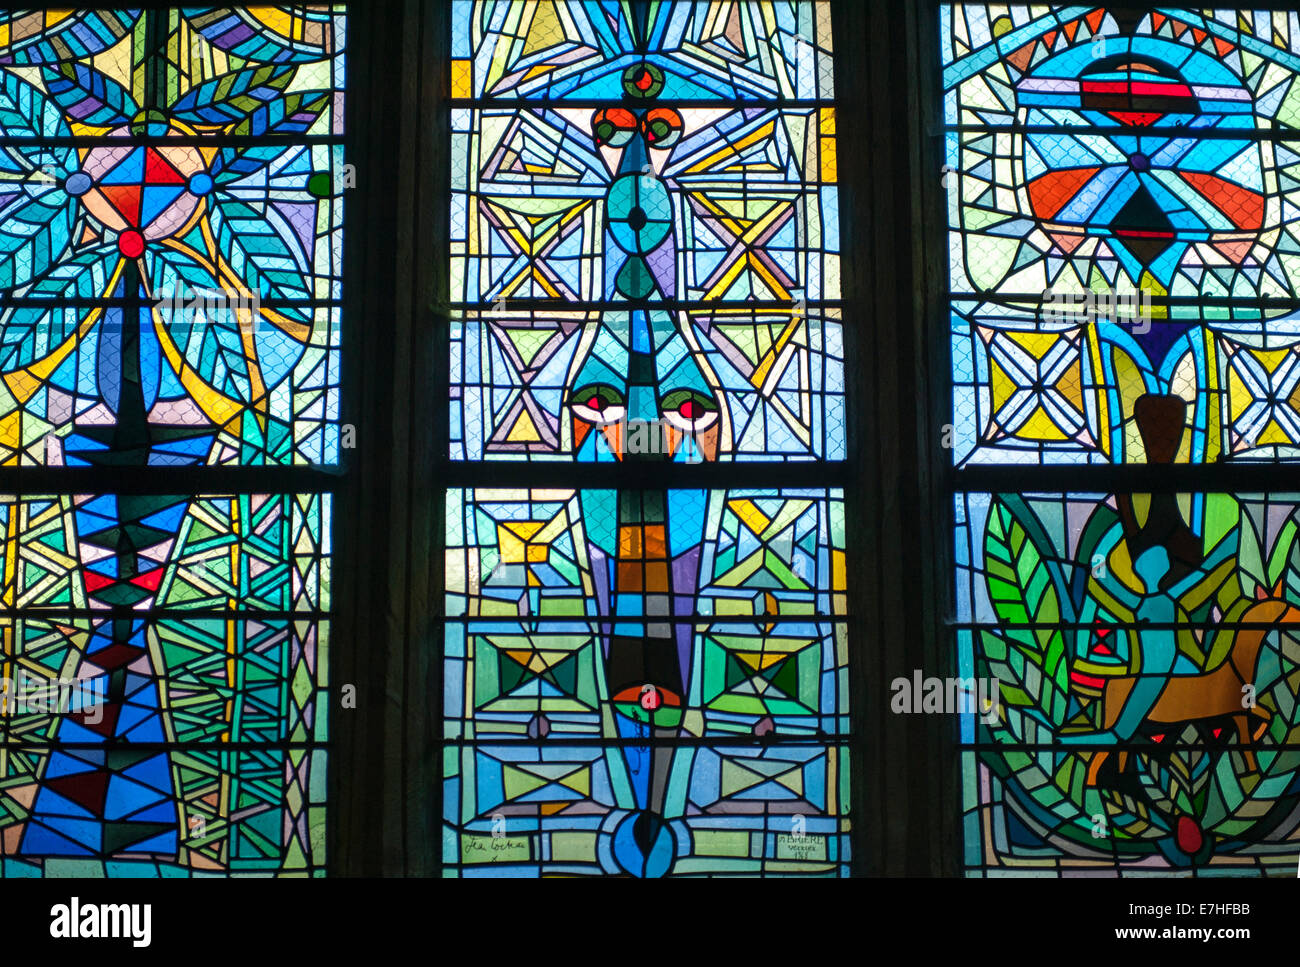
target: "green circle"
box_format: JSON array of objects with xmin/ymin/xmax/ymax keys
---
[
  {"xmin": 622, "ymin": 62, "xmax": 664, "ymax": 99},
  {"xmin": 606, "ymin": 172, "xmax": 672, "ymax": 255},
  {"xmin": 307, "ymin": 172, "xmax": 333, "ymax": 198}
]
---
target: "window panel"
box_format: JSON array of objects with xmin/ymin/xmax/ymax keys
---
[
  {"xmin": 0, "ymin": 7, "xmax": 343, "ymax": 877},
  {"xmin": 943, "ymin": 4, "xmax": 1300, "ymax": 876},
  {"xmin": 444, "ymin": 0, "xmax": 849, "ymax": 877}
]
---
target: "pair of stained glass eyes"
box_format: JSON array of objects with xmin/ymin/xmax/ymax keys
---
[{"xmin": 570, "ymin": 384, "xmax": 719, "ymax": 432}]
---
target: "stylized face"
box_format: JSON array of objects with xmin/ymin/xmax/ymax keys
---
[
  {"xmin": 559, "ymin": 74, "xmax": 723, "ymax": 870},
  {"xmin": 563, "ymin": 80, "xmax": 724, "ymax": 464},
  {"xmin": 567, "ymin": 310, "xmax": 720, "ymax": 462},
  {"xmin": 1017, "ymin": 41, "xmax": 1263, "ymax": 290}
]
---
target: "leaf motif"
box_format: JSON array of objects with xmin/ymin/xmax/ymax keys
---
[
  {"xmin": 40, "ymin": 62, "xmax": 137, "ymax": 128},
  {"xmin": 0, "ymin": 66, "xmax": 73, "ymax": 142},
  {"xmin": 184, "ymin": 8, "xmax": 336, "ymax": 64},
  {"xmin": 1099, "ymin": 789, "xmax": 1166, "ymax": 842},
  {"xmin": 1237, "ymin": 502, "xmax": 1269, "ymax": 594},
  {"xmin": 1134, "ymin": 740, "xmax": 1199, "ymax": 820},
  {"xmin": 1164, "ymin": 502, "xmax": 1242, "ymax": 617},
  {"xmin": 170, "ymin": 65, "xmax": 297, "ymax": 126},
  {"xmin": 207, "ymin": 197, "xmax": 311, "ymax": 306},
  {"xmin": 1072, "ymin": 501, "xmax": 1124, "ymax": 614},
  {"xmin": 1282, "ymin": 515, "xmax": 1300, "ymax": 607},
  {"xmin": 1267, "ymin": 516, "xmax": 1297, "ymax": 592},
  {"xmin": 147, "ymin": 246, "xmax": 257, "ymax": 404},
  {"xmin": 0, "ymin": 246, "xmax": 118, "ymax": 372},
  {"xmin": 212, "ymin": 94, "xmax": 331, "ymax": 184},
  {"xmin": 985, "ymin": 497, "xmax": 1071, "ymax": 628},
  {"xmin": 981, "ymin": 629, "xmax": 1072, "ymax": 739},
  {"xmin": 230, "ymin": 91, "xmax": 331, "ymax": 137},
  {"xmin": 0, "ymin": 72, "xmax": 76, "ymax": 291},
  {"xmin": 0, "ymin": 10, "xmax": 139, "ymax": 65},
  {"xmin": 984, "ymin": 497, "xmax": 1074, "ymax": 726},
  {"xmin": 0, "ymin": 193, "xmax": 75, "ymax": 291},
  {"xmin": 147, "ymin": 244, "xmax": 307, "ymax": 407},
  {"xmin": 979, "ymin": 747, "xmax": 1096, "ymax": 849}
]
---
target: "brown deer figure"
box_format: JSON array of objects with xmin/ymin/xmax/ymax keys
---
[
  {"xmin": 1078, "ymin": 394, "xmax": 1297, "ymax": 785},
  {"xmin": 1083, "ymin": 597, "xmax": 1298, "ymax": 785}
]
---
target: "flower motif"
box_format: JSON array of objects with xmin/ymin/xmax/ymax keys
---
[{"xmin": 0, "ymin": 8, "xmax": 341, "ymax": 466}]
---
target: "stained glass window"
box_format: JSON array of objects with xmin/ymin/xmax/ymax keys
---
[
  {"xmin": 943, "ymin": 5, "xmax": 1300, "ymax": 875},
  {"xmin": 444, "ymin": 0, "xmax": 848, "ymax": 876},
  {"xmin": 0, "ymin": 8, "xmax": 344, "ymax": 876}
]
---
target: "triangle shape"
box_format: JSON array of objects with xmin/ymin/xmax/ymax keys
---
[
  {"xmin": 99, "ymin": 184, "xmax": 143, "ymax": 225},
  {"xmin": 100, "ymin": 148, "xmax": 146, "ymax": 186},
  {"xmin": 140, "ymin": 185, "xmax": 185, "ymax": 227},
  {"xmin": 144, "ymin": 147, "xmax": 187, "ymax": 185}
]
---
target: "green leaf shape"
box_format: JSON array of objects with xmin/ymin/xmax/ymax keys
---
[
  {"xmin": 1134, "ymin": 729, "xmax": 1203, "ymax": 822},
  {"xmin": 984, "ymin": 496, "xmax": 1072, "ymax": 726},
  {"xmin": 1267, "ymin": 516, "xmax": 1297, "ymax": 591},
  {"xmin": 1282, "ymin": 513, "xmax": 1300, "ymax": 609},
  {"xmin": 230, "ymin": 90, "xmax": 331, "ymax": 138},
  {"xmin": 170, "ymin": 64, "xmax": 298, "ymax": 126}
]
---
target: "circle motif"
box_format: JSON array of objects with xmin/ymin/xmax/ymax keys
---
[
  {"xmin": 606, "ymin": 172, "xmax": 671, "ymax": 254},
  {"xmin": 621, "ymin": 62, "xmax": 664, "ymax": 99}
]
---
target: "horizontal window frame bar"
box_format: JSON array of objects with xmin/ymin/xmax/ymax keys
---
[
  {"xmin": 959, "ymin": 742, "xmax": 1291, "ymax": 751},
  {"xmin": 950, "ymin": 620, "xmax": 1293, "ymax": 631},
  {"xmin": 439, "ymin": 615, "xmax": 849, "ymax": 625},
  {"xmin": 0, "ymin": 467, "xmax": 344, "ymax": 493},
  {"xmin": 950, "ymin": 293, "xmax": 1300, "ymax": 310},
  {"xmin": 438, "ymin": 462, "xmax": 850, "ymax": 488},
  {"xmin": 0, "ymin": 299, "xmax": 343, "ymax": 309},
  {"xmin": 0, "ymin": 135, "xmax": 345, "ymax": 147},
  {"xmin": 440, "ymin": 735, "xmax": 850, "ymax": 748},
  {"xmin": 442, "ymin": 299, "xmax": 843, "ymax": 315},
  {"xmin": 938, "ymin": 124, "xmax": 1300, "ymax": 140},
  {"xmin": 0, "ymin": 608, "xmax": 330, "ymax": 620},
  {"xmin": 950, "ymin": 464, "xmax": 1300, "ymax": 493},
  {"xmin": 0, "ymin": 741, "xmax": 331, "ymax": 750}
]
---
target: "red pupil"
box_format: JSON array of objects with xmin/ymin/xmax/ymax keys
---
[
  {"xmin": 588, "ymin": 395, "xmax": 604, "ymax": 410},
  {"xmin": 679, "ymin": 400, "xmax": 697, "ymax": 419},
  {"xmin": 636, "ymin": 70, "xmax": 652, "ymax": 90}
]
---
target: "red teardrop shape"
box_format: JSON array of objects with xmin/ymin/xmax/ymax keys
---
[{"xmin": 1176, "ymin": 815, "xmax": 1203, "ymax": 854}]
